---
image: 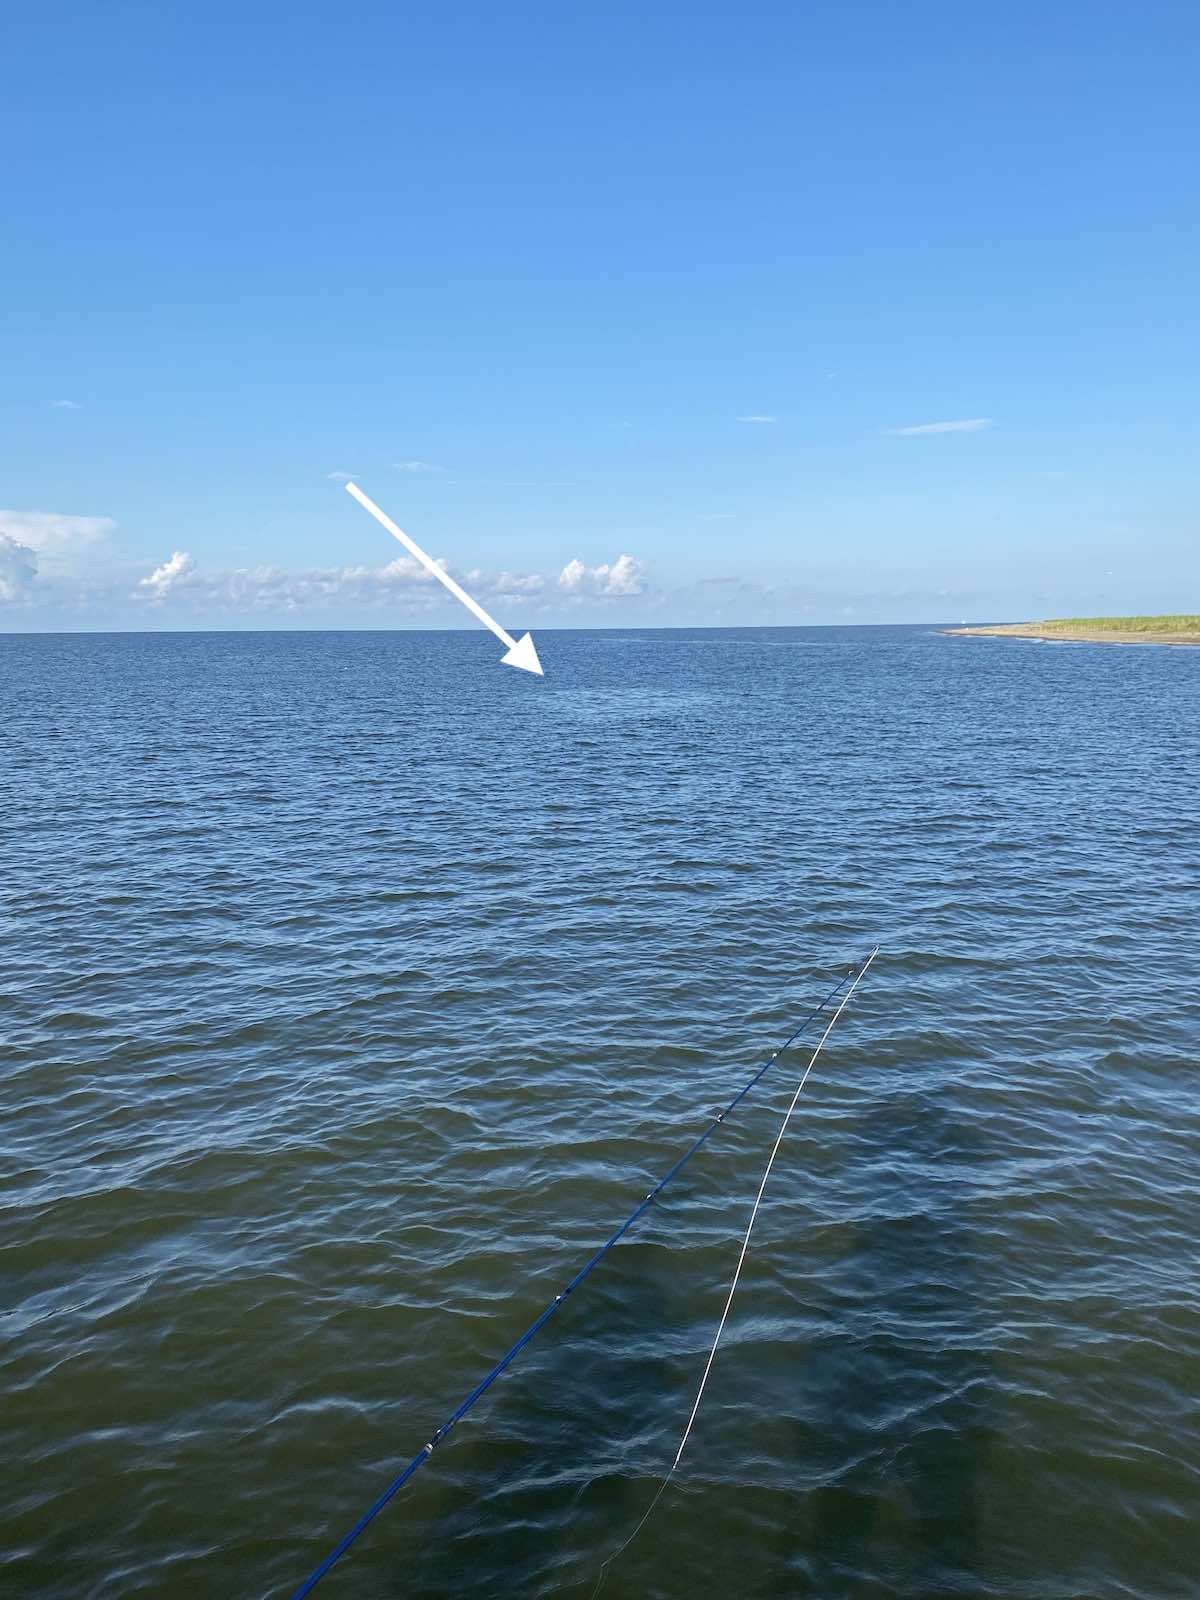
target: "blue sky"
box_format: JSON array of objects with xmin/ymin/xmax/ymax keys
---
[{"xmin": 3, "ymin": 1, "xmax": 1196, "ymax": 630}]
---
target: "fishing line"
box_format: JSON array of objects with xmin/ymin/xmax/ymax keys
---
[
  {"xmin": 286, "ymin": 958, "xmax": 871, "ymax": 1600},
  {"xmin": 591, "ymin": 947, "xmax": 879, "ymax": 1598}
]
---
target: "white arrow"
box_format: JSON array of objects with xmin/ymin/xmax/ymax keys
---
[{"xmin": 343, "ymin": 481, "xmax": 544, "ymax": 675}]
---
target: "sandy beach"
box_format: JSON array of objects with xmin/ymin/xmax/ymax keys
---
[{"xmin": 944, "ymin": 621, "xmax": 1200, "ymax": 646}]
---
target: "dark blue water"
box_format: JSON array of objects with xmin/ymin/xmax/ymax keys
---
[{"xmin": 2, "ymin": 626, "xmax": 1198, "ymax": 1599}]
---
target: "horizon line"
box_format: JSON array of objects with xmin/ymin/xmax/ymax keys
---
[{"xmin": 0, "ymin": 619, "xmax": 1028, "ymax": 639}]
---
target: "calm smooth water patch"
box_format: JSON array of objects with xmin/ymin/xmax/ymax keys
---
[{"xmin": 2, "ymin": 626, "xmax": 1197, "ymax": 1598}]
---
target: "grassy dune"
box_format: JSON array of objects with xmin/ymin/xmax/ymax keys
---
[
  {"xmin": 945, "ymin": 614, "xmax": 1200, "ymax": 645},
  {"xmin": 1036, "ymin": 615, "xmax": 1200, "ymax": 634}
]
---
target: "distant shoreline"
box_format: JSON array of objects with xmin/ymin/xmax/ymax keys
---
[{"xmin": 944, "ymin": 619, "xmax": 1200, "ymax": 647}]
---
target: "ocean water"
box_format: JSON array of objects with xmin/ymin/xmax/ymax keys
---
[{"xmin": 2, "ymin": 625, "xmax": 1198, "ymax": 1600}]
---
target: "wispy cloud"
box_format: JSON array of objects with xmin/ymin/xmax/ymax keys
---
[
  {"xmin": 0, "ymin": 509, "xmax": 115, "ymax": 559},
  {"xmin": 325, "ymin": 470, "xmax": 358, "ymax": 482},
  {"xmin": 736, "ymin": 414, "xmax": 776, "ymax": 424},
  {"xmin": 50, "ymin": 398, "xmax": 81, "ymax": 409},
  {"xmin": 558, "ymin": 554, "xmax": 645, "ymax": 597},
  {"xmin": 466, "ymin": 568, "xmax": 545, "ymax": 596},
  {"xmin": 393, "ymin": 460, "xmax": 445, "ymax": 474},
  {"xmin": 889, "ymin": 418, "xmax": 993, "ymax": 436}
]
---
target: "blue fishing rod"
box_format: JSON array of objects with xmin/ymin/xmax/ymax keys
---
[{"xmin": 286, "ymin": 958, "xmax": 868, "ymax": 1599}]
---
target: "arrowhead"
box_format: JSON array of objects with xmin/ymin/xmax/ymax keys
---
[{"xmin": 500, "ymin": 632, "xmax": 544, "ymax": 676}]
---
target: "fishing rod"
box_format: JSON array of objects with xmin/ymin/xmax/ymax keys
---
[
  {"xmin": 286, "ymin": 955, "xmax": 874, "ymax": 1599},
  {"xmin": 592, "ymin": 947, "xmax": 879, "ymax": 1595}
]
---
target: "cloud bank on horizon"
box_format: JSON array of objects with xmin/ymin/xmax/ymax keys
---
[
  {"xmin": 0, "ymin": 506, "xmax": 649, "ymax": 626},
  {"xmin": 1, "ymin": 510, "xmax": 118, "ymax": 603},
  {"xmin": 0, "ymin": 533, "xmax": 39, "ymax": 602}
]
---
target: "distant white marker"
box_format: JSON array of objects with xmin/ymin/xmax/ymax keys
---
[{"xmin": 343, "ymin": 482, "xmax": 544, "ymax": 676}]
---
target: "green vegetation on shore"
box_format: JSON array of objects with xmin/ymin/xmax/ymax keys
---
[
  {"xmin": 1036, "ymin": 615, "xmax": 1200, "ymax": 633},
  {"xmin": 944, "ymin": 614, "xmax": 1200, "ymax": 645}
]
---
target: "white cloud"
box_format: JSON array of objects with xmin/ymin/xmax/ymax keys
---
[
  {"xmin": 0, "ymin": 509, "xmax": 115, "ymax": 557},
  {"xmin": 393, "ymin": 460, "xmax": 445, "ymax": 473},
  {"xmin": 336, "ymin": 555, "xmax": 434, "ymax": 589},
  {"xmin": 736, "ymin": 414, "xmax": 776, "ymax": 424},
  {"xmin": 0, "ymin": 533, "xmax": 38, "ymax": 601},
  {"xmin": 132, "ymin": 550, "xmax": 447, "ymax": 611},
  {"xmin": 123, "ymin": 544, "xmax": 645, "ymax": 616},
  {"xmin": 889, "ymin": 418, "xmax": 993, "ymax": 436},
  {"xmin": 558, "ymin": 553, "xmax": 645, "ymax": 597},
  {"xmin": 137, "ymin": 550, "xmax": 196, "ymax": 599},
  {"xmin": 468, "ymin": 568, "xmax": 546, "ymax": 596},
  {"xmin": 51, "ymin": 399, "xmax": 81, "ymax": 409},
  {"xmin": 0, "ymin": 508, "xmax": 116, "ymax": 601},
  {"xmin": 325, "ymin": 470, "xmax": 358, "ymax": 482}
]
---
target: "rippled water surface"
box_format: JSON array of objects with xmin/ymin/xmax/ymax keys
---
[{"xmin": 3, "ymin": 626, "xmax": 1198, "ymax": 1599}]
